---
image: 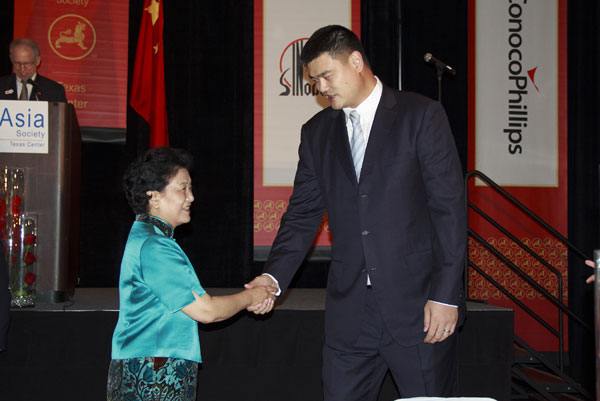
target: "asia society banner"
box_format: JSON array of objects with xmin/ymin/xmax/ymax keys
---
[
  {"xmin": 14, "ymin": 0, "xmax": 129, "ymax": 129},
  {"xmin": 468, "ymin": 0, "xmax": 567, "ymax": 350},
  {"xmin": 253, "ymin": 0, "xmax": 360, "ymax": 247},
  {"xmin": 0, "ymin": 100, "xmax": 49, "ymax": 154}
]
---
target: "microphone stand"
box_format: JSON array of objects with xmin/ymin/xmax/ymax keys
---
[
  {"xmin": 424, "ymin": 53, "xmax": 456, "ymax": 104},
  {"xmin": 435, "ymin": 65, "xmax": 444, "ymax": 103},
  {"xmin": 27, "ymin": 78, "xmax": 40, "ymax": 101}
]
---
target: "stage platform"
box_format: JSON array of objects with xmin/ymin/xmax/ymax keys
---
[{"xmin": 0, "ymin": 288, "xmax": 513, "ymax": 401}]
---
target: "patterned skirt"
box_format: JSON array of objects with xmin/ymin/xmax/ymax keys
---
[{"xmin": 107, "ymin": 357, "xmax": 198, "ymax": 401}]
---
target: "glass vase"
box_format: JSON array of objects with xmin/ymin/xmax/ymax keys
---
[
  {"xmin": 0, "ymin": 166, "xmax": 12, "ymax": 245},
  {"xmin": 8, "ymin": 213, "xmax": 37, "ymax": 307},
  {"xmin": 2, "ymin": 167, "xmax": 34, "ymax": 307},
  {"xmin": 2, "ymin": 167, "xmax": 25, "ymax": 267}
]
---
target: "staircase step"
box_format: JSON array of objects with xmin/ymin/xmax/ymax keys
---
[
  {"xmin": 528, "ymin": 392, "xmax": 586, "ymax": 401},
  {"xmin": 515, "ymin": 367, "xmax": 579, "ymax": 393},
  {"xmin": 514, "ymin": 349, "xmax": 538, "ymax": 364},
  {"xmin": 513, "ymin": 344, "xmax": 559, "ymax": 365}
]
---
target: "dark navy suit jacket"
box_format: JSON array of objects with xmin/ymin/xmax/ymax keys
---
[
  {"xmin": 264, "ymin": 85, "xmax": 467, "ymax": 347},
  {"xmin": 0, "ymin": 73, "xmax": 67, "ymax": 102}
]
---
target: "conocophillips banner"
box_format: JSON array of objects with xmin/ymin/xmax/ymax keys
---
[
  {"xmin": 254, "ymin": 0, "xmax": 360, "ymax": 247},
  {"xmin": 14, "ymin": 0, "xmax": 129, "ymax": 129},
  {"xmin": 468, "ymin": 0, "xmax": 567, "ymax": 350}
]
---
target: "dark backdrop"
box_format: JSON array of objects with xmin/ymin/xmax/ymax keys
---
[
  {"xmin": 566, "ymin": 0, "xmax": 600, "ymax": 390},
  {"xmin": 0, "ymin": 0, "xmax": 598, "ymax": 390},
  {"xmin": 0, "ymin": 1, "xmax": 469, "ymax": 288}
]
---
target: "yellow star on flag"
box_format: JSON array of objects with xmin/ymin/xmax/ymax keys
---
[
  {"xmin": 153, "ymin": 43, "xmax": 159, "ymax": 54},
  {"xmin": 145, "ymin": 0, "xmax": 160, "ymax": 26}
]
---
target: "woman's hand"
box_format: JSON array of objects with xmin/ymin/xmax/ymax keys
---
[
  {"xmin": 585, "ymin": 260, "xmax": 596, "ymax": 284},
  {"xmin": 247, "ymin": 286, "xmax": 277, "ymax": 305},
  {"xmin": 246, "ymin": 286, "xmax": 277, "ymax": 314},
  {"xmin": 182, "ymin": 286, "xmax": 278, "ymax": 324},
  {"xmin": 245, "ymin": 275, "xmax": 279, "ymax": 314}
]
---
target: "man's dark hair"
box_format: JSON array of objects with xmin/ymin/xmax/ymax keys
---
[
  {"xmin": 300, "ymin": 25, "xmax": 370, "ymax": 68},
  {"xmin": 123, "ymin": 147, "xmax": 193, "ymax": 215}
]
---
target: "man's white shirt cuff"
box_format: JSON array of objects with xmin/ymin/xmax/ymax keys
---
[
  {"xmin": 429, "ymin": 300, "xmax": 458, "ymax": 308},
  {"xmin": 262, "ymin": 273, "xmax": 281, "ymax": 296}
]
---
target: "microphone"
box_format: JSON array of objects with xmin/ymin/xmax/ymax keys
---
[
  {"xmin": 424, "ymin": 53, "xmax": 456, "ymax": 76},
  {"xmin": 26, "ymin": 78, "xmax": 42, "ymax": 100}
]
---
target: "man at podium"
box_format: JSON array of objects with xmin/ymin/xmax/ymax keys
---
[{"xmin": 0, "ymin": 37, "xmax": 66, "ymax": 102}]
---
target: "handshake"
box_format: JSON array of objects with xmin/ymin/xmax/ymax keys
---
[{"xmin": 244, "ymin": 274, "xmax": 279, "ymax": 315}]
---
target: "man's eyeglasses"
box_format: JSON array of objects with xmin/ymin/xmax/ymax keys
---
[{"xmin": 12, "ymin": 60, "xmax": 36, "ymax": 68}]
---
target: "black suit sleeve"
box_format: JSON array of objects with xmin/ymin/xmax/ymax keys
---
[
  {"xmin": 417, "ymin": 100, "xmax": 466, "ymax": 306},
  {"xmin": 0, "ymin": 74, "xmax": 18, "ymax": 100},
  {"xmin": 54, "ymin": 85, "xmax": 67, "ymax": 103},
  {"xmin": 264, "ymin": 124, "xmax": 326, "ymax": 293},
  {"xmin": 0, "ymin": 242, "xmax": 10, "ymax": 351},
  {"xmin": 35, "ymin": 75, "xmax": 67, "ymax": 103}
]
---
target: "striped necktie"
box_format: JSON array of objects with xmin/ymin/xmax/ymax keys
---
[
  {"xmin": 19, "ymin": 79, "xmax": 28, "ymax": 100},
  {"xmin": 349, "ymin": 110, "xmax": 366, "ymax": 181}
]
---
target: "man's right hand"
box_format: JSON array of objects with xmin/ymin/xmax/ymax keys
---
[{"xmin": 245, "ymin": 275, "xmax": 278, "ymax": 314}]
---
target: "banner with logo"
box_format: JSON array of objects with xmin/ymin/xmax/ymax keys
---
[
  {"xmin": 14, "ymin": 0, "xmax": 129, "ymax": 129},
  {"xmin": 0, "ymin": 100, "xmax": 49, "ymax": 153},
  {"xmin": 468, "ymin": 0, "xmax": 567, "ymax": 350},
  {"xmin": 254, "ymin": 0, "xmax": 360, "ymax": 247}
]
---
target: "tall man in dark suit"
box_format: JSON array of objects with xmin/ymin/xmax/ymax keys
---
[
  {"xmin": 246, "ymin": 25, "xmax": 467, "ymax": 400},
  {"xmin": 0, "ymin": 38, "xmax": 67, "ymax": 102}
]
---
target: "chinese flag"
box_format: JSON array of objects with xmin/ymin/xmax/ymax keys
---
[{"xmin": 130, "ymin": 0, "xmax": 169, "ymax": 147}]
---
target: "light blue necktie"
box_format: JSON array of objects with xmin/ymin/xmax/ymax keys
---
[{"xmin": 349, "ymin": 110, "xmax": 366, "ymax": 181}]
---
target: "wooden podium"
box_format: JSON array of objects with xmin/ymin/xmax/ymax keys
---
[{"xmin": 2, "ymin": 101, "xmax": 81, "ymax": 302}]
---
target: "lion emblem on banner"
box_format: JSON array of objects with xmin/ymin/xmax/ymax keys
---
[
  {"xmin": 55, "ymin": 21, "xmax": 87, "ymax": 50},
  {"xmin": 48, "ymin": 14, "xmax": 96, "ymax": 60}
]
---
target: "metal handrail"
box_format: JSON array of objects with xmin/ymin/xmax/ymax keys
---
[
  {"xmin": 465, "ymin": 170, "xmax": 588, "ymax": 259},
  {"xmin": 467, "ymin": 258, "xmax": 560, "ymax": 337},
  {"xmin": 468, "ymin": 202, "xmax": 565, "ymax": 296},
  {"xmin": 468, "ymin": 230, "xmax": 590, "ymax": 331},
  {"xmin": 465, "ymin": 170, "xmax": 591, "ymax": 374}
]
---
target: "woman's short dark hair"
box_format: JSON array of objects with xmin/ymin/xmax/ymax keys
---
[
  {"xmin": 300, "ymin": 25, "xmax": 370, "ymax": 68},
  {"xmin": 123, "ymin": 147, "xmax": 193, "ymax": 215}
]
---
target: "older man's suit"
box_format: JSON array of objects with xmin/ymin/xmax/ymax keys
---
[
  {"xmin": 264, "ymin": 85, "xmax": 466, "ymax": 394},
  {"xmin": 0, "ymin": 73, "xmax": 67, "ymax": 102}
]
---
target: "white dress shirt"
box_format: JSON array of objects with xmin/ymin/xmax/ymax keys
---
[
  {"xmin": 342, "ymin": 76, "xmax": 383, "ymax": 146},
  {"xmin": 16, "ymin": 73, "xmax": 37, "ymax": 100}
]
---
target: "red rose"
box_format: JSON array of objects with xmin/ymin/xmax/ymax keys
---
[
  {"xmin": 24, "ymin": 251, "xmax": 36, "ymax": 265},
  {"xmin": 12, "ymin": 227, "xmax": 21, "ymax": 244},
  {"xmin": 11, "ymin": 195, "xmax": 21, "ymax": 215},
  {"xmin": 24, "ymin": 233, "xmax": 36, "ymax": 246},
  {"xmin": 24, "ymin": 272, "xmax": 36, "ymax": 285}
]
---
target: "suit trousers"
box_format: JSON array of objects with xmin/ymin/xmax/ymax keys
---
[{"xmin": 322, "ymin": 286, "xmax": 458, "ymax": 401}]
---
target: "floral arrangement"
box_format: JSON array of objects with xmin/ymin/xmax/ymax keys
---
[{"xmin": 1, "ymin": 167, "xmax": 37, "ymax": 307}]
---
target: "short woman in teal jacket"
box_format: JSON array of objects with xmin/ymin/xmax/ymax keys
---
[{"xmin": 107, "ymin": 147, "xmax": 275, "ymax": 401}]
